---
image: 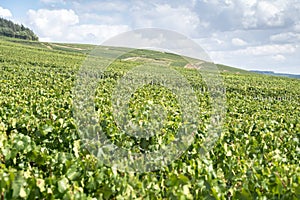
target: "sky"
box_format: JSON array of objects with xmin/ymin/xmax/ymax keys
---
[{"xmin": 0, "ymin": 0, "xmax": 299, "ymax": 74}]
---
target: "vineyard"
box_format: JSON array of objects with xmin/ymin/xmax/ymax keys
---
[{"xmin": 0, "ymin": 37, "xmax": 299, "ymax": 199}]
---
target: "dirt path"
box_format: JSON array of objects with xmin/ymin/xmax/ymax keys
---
[
  {"xmin": 122, "ymin": 56, "xmax": 171, "ymax": 66},
  {"xmin": 184, "ymin": 61, "xmax": 204, "ymax": 69},
  {"xmin": 51, "ymin": 44, "xmax": 84, "ymax": 51},
  {"xmin": 41, "ymin": 43, "xmax": 53, "ymax": 50}
]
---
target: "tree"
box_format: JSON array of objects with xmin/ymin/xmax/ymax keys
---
[{"xmin": 0, "ymin": 17, "xmax": 38, "ymax": 41}]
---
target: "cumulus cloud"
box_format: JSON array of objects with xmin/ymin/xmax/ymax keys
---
[
  {"xmin": 27, "ymin": 9, "xmax": 79, "ymax": 38},
  {"xmin": 293, "ymin": 22, "xmax": 300, "ymax": 32},
  {"xmin": 200, "ymin": 0, "xmax": 296, "ymax": 30},
  {"xmin": 272, "ymin": 54, "xmax": 286, "ymax": 62},
  {"xmin": 231, "ymin": 38, "xmax": 247, "ymax": 46},
  {"xmin": 209, "ymin": 48, "xmax": 299, "ymax": 74},
  {"xmin": 209, "ymin": 44, "xmax": 297, "ymax": 66},
  {"xmin": 0, "ymin": 6, "xmax": 12, "ymax": 18},
  {"xmin": 27, "ymin": 9, "xmax": 129, "ymax": 43},
  {"xmin": 130, "ymin": 3, "xmax": 205, "ymax": 36},
  {"xmin": 240, "ymin": 0, "xmax": 287, "ymax": 29},
  {"xmin": 40, "ymin": 0, "xmax": 66, "ymax": 4},
  {"xmin": 103, "ymin": 31, "xmax": 167, "ymax": 48},
  {"xmin": 270, "ymin": 32, "xmax": 300, "ymax": 43},
  {"xmin": 235, "ymin": 44, "xmax": 297, "ymax": 56},
  {"xmin": 73, "ymin": 1, "xmax": 128, "ymax": 12},
  {"xmin": 67, "ymin": 24, "xmax": 130, "ymax": 43},
  {"xmin": 80, "ymin": 13, "xmax": 123, "ymax": 25}
]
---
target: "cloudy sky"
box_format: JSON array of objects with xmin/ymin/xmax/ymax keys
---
[{"xmin": 0, "ymin": 0, "xmax": 299, "ymax": 74}]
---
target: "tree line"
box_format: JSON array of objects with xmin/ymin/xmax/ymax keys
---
[{"xmin": 0, "ymin": 17, "xmax": 38, "ymax": 41}]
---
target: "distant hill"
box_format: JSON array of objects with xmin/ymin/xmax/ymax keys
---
[
  {"xmin": 216, "ymin": 64, "xmax": 251, "ymax": 74},
  {"xmin": 0, "ymin": 18, "xmax": 38, "ymax": 41},
  {"xmin": 0, "ymin": 35, "xmax": 275, "ymax": 78},
  {"xmin": 251, "ymin": 70, "xmax": 300, "ymax": 79}
]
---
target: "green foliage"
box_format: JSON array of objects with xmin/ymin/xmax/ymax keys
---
[
  {"xmin": 0, "ymin": 38, "xmax": 299, "ymax": 199},
  {"xmin": 0, "ymin": 18, "xmax": 38, "ymax": 41}
]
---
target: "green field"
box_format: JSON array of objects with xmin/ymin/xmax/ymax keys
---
[{"xmin": 0, "ymin": 37, "xmax": 299, "ymax": 199}]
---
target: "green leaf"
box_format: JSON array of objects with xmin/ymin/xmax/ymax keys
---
[
  {"xmin": 36, "ymin": 178, "xmax": 45, "ymax": 192},
  {"xmin": 58, "ymin": 177, "xmax": 69, "ymax": 193},
  {"xmin": 19, "ymin": 186, "xmax": 27, "ymax": 198},
  {"xmin": 66, "ymin": 168, "xmax": 81, "ymax": 181}
]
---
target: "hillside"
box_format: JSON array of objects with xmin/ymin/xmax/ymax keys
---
[
  {"xmin": 0, "ymin": 36, "xmax": 251, "ymax": 74},
  {"xmin": 0, "ymin": 37, "xmax": 299, "ymax": 199}
]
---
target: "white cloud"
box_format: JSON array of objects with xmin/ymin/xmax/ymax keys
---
[
  {"xmin": 231, "ymin": 38, "xmax": 247, "ymax": 46},
  {"xmin": 40, "ymin": 0, "xmax": 65, "ymax": 4},
  {"xmin": 27, "ymin": 9, "xmax": 129, "ymax": 43},
  {"xmin": 27, "ymin": 9, "xmax": 79, "ymax": 38},
  {"xmin": 294, "ymin": 22, "xmax": 300, "ymax": 32},
  {"xmin": 67, "ymin": 24, "xmax": 130, "ymax": 43},
  {"xmin": 103, "ymin": 31, "xmax": 167, "ymax": 48},
  {"xmin": 80, "ymin": 13, "xmax": 123, "ymax": 25},
  {"xmin": 272, "ymin": 54, "xmax": 286, "ymax": 62},
  {"xmin": 241, "ymin": 1, "xmax": 286, "ymax": 28},
  {"xmin": 0, "ymin": 6, "xmax": 12, "ymax": 18},
  {"xmin": 73, "ymin": 1, "xmax": 128, "ymax": 12},
  {"xmin": 131, "ymin": 3, "xmax": 205, "ymax": 36},
  {"xmin": 213, "ymin": 38, "xmax": 225, "ymax": 45},
  {"xmin": 198, "ymin": 0, "xmax": 295, "ymax": 30},
  {"xmin": 241, "ymin": 0, "xmax": 257, "ymax": 7},
  {"xmin": 236, "ymin": 44, "xmax": 297, "ymax": 56},
  {"xmin": 208, "ymin": 48, "xmax": 299, "ymax": 74},
  {"xmin": 210, "ymin": 44, "xmax": 297, "ymax": 62},
  {"xmin": 270, "ymin": 32, "xmax": 300, "ymax": 42},
  {"xmin": 256, "ymin": 1, "xmax": 284, "ymax": 27}
]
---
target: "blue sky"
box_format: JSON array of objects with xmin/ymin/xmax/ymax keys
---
[{"xmin": 0, "ymin": 0, "xmax": 299, "ymax": 74}]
